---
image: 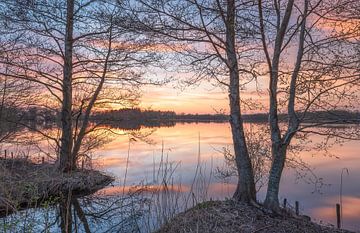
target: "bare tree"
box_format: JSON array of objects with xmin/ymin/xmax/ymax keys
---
[
  {"xmin": 125, "ymin": 0, "xmax": 259, "ymax": 202},
  {"xmin": 257, "ymin": 0, "xmax": 360, "ymax": 211},
  {"xmin": 129, "ymin": 0, "xmax": 359, "ymax": 209},
  {"xmin": 0, "ymin": 0, "xmax": 155, "ymax": 171}
]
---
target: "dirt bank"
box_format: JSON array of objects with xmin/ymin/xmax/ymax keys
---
[
  {"xmin": 157, "ymin": 200, "xmax": 353, "ymax": 233},
  {"xmin": 0, "ymin": 157, "xmax": 113, "ymax": 217}
]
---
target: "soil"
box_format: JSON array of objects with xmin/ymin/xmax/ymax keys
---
[
  {"xmin": 0, "ymin": 157, "xmax": 113, "ymax": 217},
  {"xmin": 156, "ymin": 200, "xmax": 354, "ymax": 233}
]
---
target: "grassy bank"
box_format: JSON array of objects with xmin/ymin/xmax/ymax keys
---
[
  {"xmin": 157, "ymin": 200, "xmax": 353, "ymax": 233},
  {"xmin": 0, "ymin": 157, "xmax": 113, "ymax": 217}
]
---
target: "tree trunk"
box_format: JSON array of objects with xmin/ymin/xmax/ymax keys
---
[
  {"xmin": 73, "ymin": 198, "xmax": 91, "ymax": 233},
  {"xmin": 264, "ymin": 144, "xmax": 287, "ymax": 210},
  {"xmin": 71, "ymin": 76, "xmax": 105, "ymax": 165},
  {"xmin": 229, "ymin": 86, "xmax": 257, "ymax": 202},
  {"xmin": 59, "ymin": 0, "xmax": 75, "ymax": 172},
  {"xmin": 0, "ymin": 78, "xmax": 7, "ymax": 128},
  {"xmin": 226, "ymin": 0, "xmax": 256, "ymax": 203},
  {"xmin": 263, "ymin": 0, "xmax": 301, "ymax": 211},
  {"xmin": 59, "ymin": 192, "xmax": 73, "ymax": 233},
  {"xmin": 71, "ymin": 25, "xmax": 113, "ymax": 164}
]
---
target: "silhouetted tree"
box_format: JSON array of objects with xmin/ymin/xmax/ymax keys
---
[
  {"xmin": 258, "ymin": 0, "xmax": 360, "ymax": 211},
  {"xmin": 127, "ymin": 0, "xmax": 258, "ymax": 202},
  {"xmin": 0, "ymin": 0, "xmax": 156, "ymax": 171}
]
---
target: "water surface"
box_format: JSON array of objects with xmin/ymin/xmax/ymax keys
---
[
  {"xmin": 95, "ymin": 122, "xmax": 360, "ymax": 231},
  {"xmin": 2, "ymin": 122, "xmax": 360, "ymax": 232}
]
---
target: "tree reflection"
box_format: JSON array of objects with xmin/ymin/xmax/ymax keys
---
[
  {"xmin": 58, "ymin": 192, "xmax": 96, "ymax": 233},
  {"xmin": 56, "ymin": 188, "xmax": 147, "ymax": 233}
]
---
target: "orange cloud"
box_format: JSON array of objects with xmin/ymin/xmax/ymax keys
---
[{"xmin": 311, "ymin": 13, "xmax": 360, "ymax": 40}]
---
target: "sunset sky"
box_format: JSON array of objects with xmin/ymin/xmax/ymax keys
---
[
  {"xmin": 140, "ymin": 83, "xmax": 229, "ymax": 114},
  {"xmin": 139, "ymin": 77, "xmax": 268, "ymax": 114},
  {"xmin": 135, "ymin": 12, "xmax": 359, "ymax": 115},
  {"xmin": 136, "ymin": 61, "xmax": 270, "ymax": 114}
]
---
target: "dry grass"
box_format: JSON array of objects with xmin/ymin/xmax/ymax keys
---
[
  {"xmin": 0, "ymin": 157, "xmax": 113, "ymax": 217},
  {"xmin": 156, "ymin": 200, "xmax": 353, "ymax": 233}
]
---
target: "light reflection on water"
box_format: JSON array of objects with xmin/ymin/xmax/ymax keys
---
[
  {"xmin": 2, "ymin": 122, "xmax": 360, "ymax": 232},
  {"xmin": 95, "ymin": 122, "xmax": 360, "ymax": 231}
]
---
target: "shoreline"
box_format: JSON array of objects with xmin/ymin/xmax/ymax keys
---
[
  {"xmin": 156, "ymin": 200, "xmax": 353, "ymax": 233},
  {"xmin": 0, "ymin": 157, "xmax": 114, "ymax": 217}
]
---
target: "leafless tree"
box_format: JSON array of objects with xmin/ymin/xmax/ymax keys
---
[
  {"xmin": 128, "ymin": 0, "xmax": 359, "ymax": 210},
  {"xmin": 127, "ymin": 0, "xmax": 259, "ymax": 203},
  {"xmin": 257, "ymin": 0, "xmax": 360, "ymax": 211},
  {"xmin": 0, "ymin": 0, "xmax": 156, "ymax": 171}
]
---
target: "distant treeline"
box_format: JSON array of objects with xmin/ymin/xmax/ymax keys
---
[
  {"xmin": 1, "ymin": 107, "xmax": 360, "ymax": 139},
  {"xmin": 4, "ymin": 107, "xmax": 360, "ymax": 126},
  {"xmin": 245, "ymin": 110, "xmax": 360, "ymax": 123},
  {"xmin": 91, "ymin": 108, "xmax": 228, "ymax": 123},
  {"xmin": 92, "ymin": 108, "xmax": 360, "ymax": 124}
]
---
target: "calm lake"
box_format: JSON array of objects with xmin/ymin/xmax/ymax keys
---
[{"xmin": 2, "ymin": 122, "xmax": 360, "ymax": 232}]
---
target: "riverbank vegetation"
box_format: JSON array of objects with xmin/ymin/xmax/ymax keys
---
[
  {"xmin": 0, "ymin": 155, "xmax": 113, "ymax": 217},
  {"xmin": 157, "ymin": 200, "xmax": 352, "ymax": 233}
]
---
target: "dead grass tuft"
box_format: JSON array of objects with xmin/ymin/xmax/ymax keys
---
[{"xmin": 156, "ymin": 200, "xmax": 353, "ymax": 233}]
